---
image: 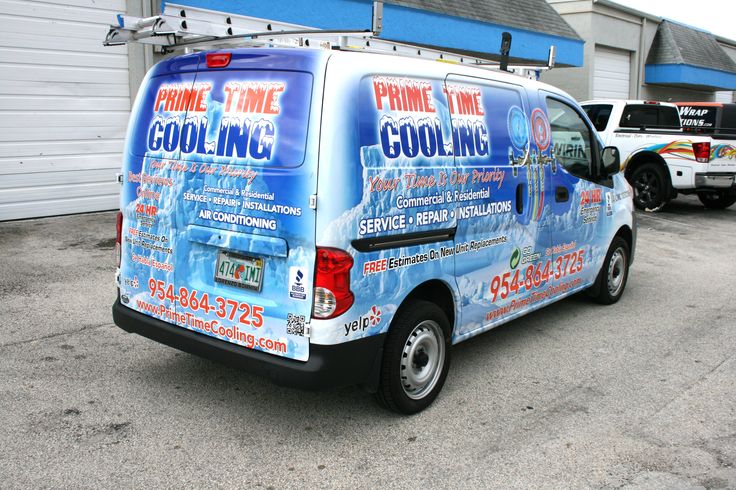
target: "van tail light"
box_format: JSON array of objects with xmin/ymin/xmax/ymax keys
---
[
  {"xmin": 312, "ymin": 247, "xmax": 354, "ymax": 319},
  {"xmin": 692, "ymin": 141, "xmax": 711, "ymax": 163},
  {"xmin": 206, "ymin": 52, "xmax": 231, "ymax": 68},
  {"xmin": 115, "ymin": 211, "xmax": 123, "ymax": 267}
]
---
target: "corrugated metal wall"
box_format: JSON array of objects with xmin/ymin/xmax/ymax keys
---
[{"xmin": 0, "ymin": 0, "xmax": 129, "ymax": 220}]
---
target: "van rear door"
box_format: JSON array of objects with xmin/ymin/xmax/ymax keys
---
[
  {"xmin": 122, "ymin": 49, "xmax": 326, "ymax": 362},
  {"xmin": 172, "ymin": 50, "xmax": 326, "ymax": 362},
  {"xmin": 118, "ymin": 53, "xmax": 199, "ymax": 338}
]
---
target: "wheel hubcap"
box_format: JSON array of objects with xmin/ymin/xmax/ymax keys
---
[
  {"xmin": 400, "ymin": 320, "xmax": 445, "ymax": 400},
  {"xmin": 607, "ymin": 248, "xmax": 626, "ymax": 296},
  {"xmin": 634, "ymin": 171, "xmax": 659, "ymax": 205}
]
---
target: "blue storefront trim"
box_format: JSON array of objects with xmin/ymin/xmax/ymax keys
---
[
  {"xmin": 645, "ymin": 63, "xmax": 736, "ymax": 90},
  {"xmin": 164, "ymin": 0, "xmax": 584, "ymax": 66}
]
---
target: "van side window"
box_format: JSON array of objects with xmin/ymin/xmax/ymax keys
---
[
  {"xmin": 546, "ymin": 98, "xmax": 594, "ymax": 180},
  {"xmin": 620, "ymin": 104, "xmax": 680, "ymax": 129},
  {"xmin": 583, "ymin": 104, "xmax": 612, "ymax": 132}
]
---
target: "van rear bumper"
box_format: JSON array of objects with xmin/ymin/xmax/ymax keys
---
[{"xmin": 112, "ymin": 300, "xmax": 385, "ymax": 391}]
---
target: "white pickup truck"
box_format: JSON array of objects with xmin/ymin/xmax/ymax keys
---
[{"xmin": 580, "ymin": 100, "xmax": 736, "ymax": 210}]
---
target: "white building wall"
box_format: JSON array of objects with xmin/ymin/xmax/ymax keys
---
[{"xmin": 544, "ymin": 0, "xmax": 728, "ymax": 103}]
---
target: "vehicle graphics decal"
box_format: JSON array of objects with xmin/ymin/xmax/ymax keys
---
[
  {"xmin": 120, "ymin": 53, "xmax": 633, "ymax": 355},
  {"xmin": 311, "ymin": 73, "xmax": 632, "ymax": 345},
  {"xmin": 119, "ymin": 51, "xmax": 327, "ymax": 362},
  {"xmin": 646, "ymin": 140, "xmax": 700, "ymax": 161},
  {"xmin": 711, "ymin": 144, "xmax": 736, "ymax": 160},
  {"xmin": 632, "ymin": 140, "xmax": 736, "ymax": 165}
]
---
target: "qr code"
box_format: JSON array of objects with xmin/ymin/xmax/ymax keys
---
[{"xmin": 287, "ymin": 313, "xmax": 306, "ymax": 336}]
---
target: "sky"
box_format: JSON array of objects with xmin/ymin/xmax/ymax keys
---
[{"xmin": 611, "ymin": 0, "xmax": 735, "ymax": 40}]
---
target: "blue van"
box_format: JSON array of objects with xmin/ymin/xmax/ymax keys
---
[{"xmin": 113, "ymin": 47, "xmax": 635, "ymax": 414}]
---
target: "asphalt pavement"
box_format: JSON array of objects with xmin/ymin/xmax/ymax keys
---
[{"xmin": 1, "ymin": 196, "xmax": 735, "ymax": 488}]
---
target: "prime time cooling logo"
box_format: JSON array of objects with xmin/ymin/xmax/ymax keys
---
[
  {"xmin": 146, "ymin": 81, "xmax": 285, "ymax": 160},
  {"xmin": 372, "ymin": 77, "xmax": 490, "ymax": 160}
]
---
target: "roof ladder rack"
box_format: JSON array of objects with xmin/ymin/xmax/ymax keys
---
[{"xmin": 104, "ymin": 2, "xmax": 556, "ymax": 79}]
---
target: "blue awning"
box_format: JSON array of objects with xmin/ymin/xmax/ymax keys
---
[
  {"xmin": 645, "ymin": 20, "xmax": 736, "ymax": 91},
  {"xmin": 645, "ymin": 64, "xmax": 736, "ymax": 91},
  {"xmin": 165, "ymin": 0, "xmax": 584, "ymax": 67}
]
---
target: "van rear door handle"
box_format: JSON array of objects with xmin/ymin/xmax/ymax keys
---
[{"xmin": 555, "ymin": 186, "xmax": 569, "ymax": 203}]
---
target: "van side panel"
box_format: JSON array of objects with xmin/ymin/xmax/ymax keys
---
[
  {"xmin": 444, "ymin": 75, "xmax": 551, "ymax": 339},
  {"xmin": 312, "ymin": 53, "xmax": 635, "ymax": 347},
  {"xmin": 312, "ymin": 56, "xmax": 459, "ymax": 345}
]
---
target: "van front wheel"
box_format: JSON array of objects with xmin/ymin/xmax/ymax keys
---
[
  {"xmin": 375, "ymin": 301, "xmax": 451, "ymax": 414},
  {"xmin": 592, "ymin": 237, "xmax": 630, "ymax": 305}
]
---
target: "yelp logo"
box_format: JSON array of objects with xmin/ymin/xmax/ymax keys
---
[
  {"xmin": 343, "ymin": 305, "xmax": 383, "ymax": 336},
  {"xmin": 369, "ymin": 306, "xmax": 382, "ymax": 326}
]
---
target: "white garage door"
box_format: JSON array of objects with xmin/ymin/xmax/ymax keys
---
[
  {"xmin": 593, "ymin": 46, "xmax": 631, "ymax": 100},
  {"xmin": 714, "ymin": 91, "xmax": 733, "ymax": 103},
  {"xmin": 0, "ymin": 0, "xmax": 129, "ymax": 221}
]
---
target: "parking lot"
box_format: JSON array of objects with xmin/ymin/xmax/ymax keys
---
[{"xmin": 0, "ymin": 196, "xmax": 734, "ymax": 488}]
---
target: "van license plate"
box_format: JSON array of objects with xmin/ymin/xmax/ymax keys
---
[{"xmin": 214, "ymin": 250, "xmax": 263, "ymax": 291}]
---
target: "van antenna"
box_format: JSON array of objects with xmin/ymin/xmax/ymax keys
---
[
  {"xmin": 500, "ymin": 32, "xmax": 512, "ymax": 72},
  {"xmin": 547, "ymin": 45, "xmax": 556, "ymax": 69}
]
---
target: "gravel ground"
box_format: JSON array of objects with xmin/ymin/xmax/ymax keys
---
[{"xmin": 0, "ymin": 196, "xmax": 734, "ymax": 488}]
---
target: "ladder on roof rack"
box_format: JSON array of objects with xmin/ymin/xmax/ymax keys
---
[{"xmin": 104, "ymin": 2, "xmax": 556, "ymax": 79}]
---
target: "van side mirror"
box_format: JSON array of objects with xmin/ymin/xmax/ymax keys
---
[{"xmin": 601, "ymin": 146, "xmax": 620, "ymax": 176}]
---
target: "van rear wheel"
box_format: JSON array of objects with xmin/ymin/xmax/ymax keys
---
[{"xmin": 375, "ymin": 301, "xmax": 451, "ymax": 414}]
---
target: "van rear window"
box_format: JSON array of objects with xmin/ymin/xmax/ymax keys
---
[{"xmin": 128, "ymin": 70, "xmax": 313, "ymax": 167}]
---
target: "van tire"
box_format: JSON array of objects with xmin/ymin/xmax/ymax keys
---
[
  {"xmin": 697, "ymin": 191, "xmax": 736, "ymax": 209},
  {"xmin": 630, "ymin": 163, "xmax": 669, "ymax": 210},
  {"xmin": 592, "ymin": 237, "xmax": 630, "ymax": 305},
  {"xmin": 374, "ymin": 301, "xmax": 451, "ymax": 414}
]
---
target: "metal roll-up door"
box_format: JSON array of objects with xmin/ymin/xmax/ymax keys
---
[
  {"xmin": 0, "ymin": 0, "xmax": 130, "ymax": 220},
  {"xmin": 714, "ymin": 91, "xmax": 734, "ymax": 103},
  {"xmin": 593, "ymin": 46, "xmax": 631, "ymax": 100}
]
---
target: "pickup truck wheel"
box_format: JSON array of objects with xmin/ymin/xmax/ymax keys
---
[
  {"xmin": 697, "ymin": 191, "xmax": 736, "ymax": 209},
  {"xmin": 374, "ymin": 301, "xmax": 451, "ymax": 414},
  {"xmin": 631, "ymin": 163, "xmax": 668, "ymax": 210},
  {"xmin": 592, "ymin": 237, "xmax": 630, "ymax": 305}
]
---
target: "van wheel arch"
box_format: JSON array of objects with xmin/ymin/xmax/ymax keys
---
[
  {"xmin": 361, "ymin": 279, "xmax": 456, "ymax": 396},
  {"xmin": 398, "ymin": 279, "xmax": 457, "ymax": 335},
  {"xmin": 615, "ymin": 225, "xmax": 633, "ymax": 262},
  {"xmin": 587, "ymin": 225, "xmax": 633, "ymax": 300}
]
